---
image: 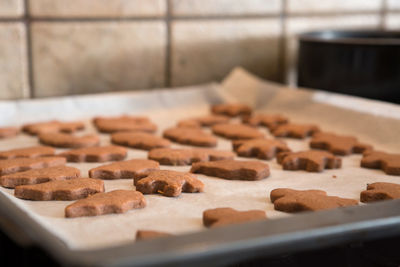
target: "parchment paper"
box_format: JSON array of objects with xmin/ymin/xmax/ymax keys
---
[{"xmin": 1, "ymin": 67, "xmax": 400, "ymax": 250}]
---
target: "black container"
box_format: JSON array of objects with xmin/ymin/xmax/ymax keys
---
[{"xmin": 297, "ymin": 30, "xmax": 400, "ymax": 104}]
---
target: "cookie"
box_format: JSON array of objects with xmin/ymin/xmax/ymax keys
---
[
  {"xmin": 211, "ymin": 103, "xmax": 252, "ymax": 117},
  {"xmin": 148, "ymin": 148, "xmax": 235, "ymax": 166},
  {"xmin": 177, "ymin": 115, "xmax": 230, "ymax": 128},
  {"xmin": 310, "ymin": 132, "xmax": 372, "ymax": 155},
  {"xmin": 59, "ymin": 145, "xmax": 127, "ymax": 162},
  {"xmin": 242, "ymin": 114, "xmax": 288, "ymax": 129},
  {"xmin": 361, "ymin": 151, "xmax": 400, "ymax": 175},
  {"xmin": 0, "ymin": 146, "xmax": 55, "ymax": 160},
  {"xmin": 212, "ymin": 123, "xmax": 264, "ymax": 140},
  {"xmin": 14, "ymin": 178, "xmax": 104, "ymax": 201},
  {"xmin": 277, "ymin": 150, "xmax": 341, "ymax": 172},
  {"xmin": 65, "ymin": 190, "xmax": 146, "ymax": 218},
  {"xmin": 136, "ymin": 230, "xmax": 172, "ymax": 240},
  {"xmin": 0, "ymin": 165, "xmax": 80, "ymax": 188},
  {"xmin": 0, "ymin": 127, "xmax": 19, "ymax": 138},
  {"xmin": 135, "ymin": 170, "xmax": 204, "ymax": 197},
  {"xmin": 360, "ymin": 182, "xmax": 400, "ymax": 203},
  {"xmin": 203, "ymin": 207, "xmax": 266, "ymax": 228},
  {"xmin": 163, "ymin": 127, "xmax": 217, "ymax": 147},
  {"xmin": 190, "ymin": 159, "xmax": 270, "ymax": 181},
  {"xmin": 23, "ymin": 120, "xmax": 84, "ymax": 135},
  {"xmin": 89, "ymin": 159, "xmax": 159, "ymax": 181},
  {"xmin": 39, "ymin": 132, "xmax": 100, "ymax": 148},
  {"xmin": 233, "ymin": 138, "xmax": 291, "ymax": 160},
  {"xmin": 111, "ymin": 132, "xmax": 170, "ymax": 150},
  {"xmin": 93, "ymin": 115, "xmax": 157, "ymax": 133},
  {"xmin": 0, "ymin": 157, "xmax": 66, "ymax": 176},
  {"xmin": 270, "ymin": 188, "xmax": 358, "ymax": 212},
  {"xmin": 271, "ymin": 123, "xmax": 320, "ymax": 139}
]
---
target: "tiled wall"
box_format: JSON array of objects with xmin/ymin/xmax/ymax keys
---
[{"xmin": 0, "ymin": 0, "xmax": 396, "ymax": 99}]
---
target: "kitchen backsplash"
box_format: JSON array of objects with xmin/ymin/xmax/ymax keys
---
[{"xmin": 0, "ymin": 0, "xmax": 396, "ymax": 99}]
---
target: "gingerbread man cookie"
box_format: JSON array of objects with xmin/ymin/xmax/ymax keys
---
[
  {"xmin": 242, "ymin": 114, "xmax": 288, "ymax": 129},
  {"xmin": 136, "ymin": 230, "xmax": 172, "ymax": 240},
  {"xmin": 360, "ymin": 182, "xmax": 400, "ymax": 203},
  {"xmin": 0, "ymin": 146, "xmax": 55, "ymax": 160},
  {"xmin": 270, "ymin": 188, "xmax": 358, "ymax": 212},
  {"xmin": 233, "ymin": 138, "xmax": 291, "ymax": 160},
  {"xmin": 148, "ymin": 148, "xmax": 234, "ymax": 166},
  {"xmin": 203, "ymin": 207, "xmax": 266, "ymax": 228},
  {"xmin": 190, "ymin": 159, "xmax": 270, "ymax": 181},
  {"xmin": 277, "ymin": 150, "xmax": 341, "ymax": 172},
  {"xmin": 59, "ymin": 145, "xmax": 127, "ymax": 162},
  {"xmin": 163, "ymin": 127, "xmax": 217, "ymax": 147},
  {"xmin": 135, "ymin": 170, "xmax": 204, "ymax": 197},
  {"xmin": 0, "ymin": 157, "xmax": 66, "ymax": 176},
  {"xmin": 39, "ymin": 132, "xmax": 100, "ymax": 148},
  {"xmin": 272, "ymin": 123, "xmax": 320, "ymax": 139},
  {"xmin": 310, "ymin": 132, "xmax": 372, "ymax": 155},
  {"xmin": 361, "ymin": 151, "xmax": 400, "ymax": 175},
  {"xmin": 0, "ymin": 127, "xmax": 19, "ymax": 139},
  {"xmin": 177, "ymin": 115, "xmax": 230, "ymax": 128},
  {"xmin": 0, "ymin": 165, "xmax": 80, "ymax": 188},
  {"xmin": 65, "ymin": 190, "xmax": 146, "ymax": 218},
  {"xmin": 212, "ymin": 123, "xmax": 264, "ymax": 140},
  {"xmin": 14, "ymin": 178, "xmax": 104, "ymax": 201},
  {"xmin": 93, "ymin": 115, "xmax": 157, "ymax": 133},
  {"xmin": 89, "ymin": 159, "xmax": 159, "ymax": 181},
  {"xmin": 23, "ymin": 120, "xmax": 84, "ymax": 135},
  {"xmin": 211, "ymin": 103, "xmax": 252, "ymax": 117},
  {"xmin": 111, "ymin": 132, "xmax": 170, "ymax": 150}
]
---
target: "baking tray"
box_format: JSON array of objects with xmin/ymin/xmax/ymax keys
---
[{"xmin": 1, "ymin": 67, "xmax": 400, "ymax": 266}]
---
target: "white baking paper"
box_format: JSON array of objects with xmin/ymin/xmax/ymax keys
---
[{"xmin": 1, "ymin": 67, "xmax": 400, "ymax": 250}]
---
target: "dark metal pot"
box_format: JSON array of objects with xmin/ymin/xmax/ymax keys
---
[{"xmin": 297, "ymin": 30, "xmax": 400, "ymax": 104}]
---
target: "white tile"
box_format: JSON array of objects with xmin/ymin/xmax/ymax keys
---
[
  {"xmin": 32, "ymin": 22, "xmax": 166, "ymax": 97},
  {"xmin": 0, "ymin": 23, "xmax": 29, "ymax": 99},
  {"xmin": 171, "ymin": 19, "xmax": 281, "ymax": 87},
  {"xmin": 0, "ymin": 0, "xmax": 24, "ymax": 18},
  {"xmin": 288, "ymin": 0, "xmax": 382, "ymax": 14}
]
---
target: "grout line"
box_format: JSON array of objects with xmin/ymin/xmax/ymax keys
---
[
  {"xmin": 277, "ymin": 0, "xmax": 288, "ymax": 84},
  {"xmin": 23, "ymin": 0, "xmax": 34, "ymax": 99},
  {"xmin": 165, "ymin": 0, "xmax": 172, "ymax": 87}
]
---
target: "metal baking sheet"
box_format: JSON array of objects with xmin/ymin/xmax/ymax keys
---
[{"xmin": 1, "ymin": 67, "xmax": 400, "ymax": 266}]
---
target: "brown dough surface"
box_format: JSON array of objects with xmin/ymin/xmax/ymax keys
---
[
  {"xmin": 203, "ymin": 207, "xmax": 266, "ymax": 227},
  {"xmin": 277, "ymin": 150, "xmax": 341, "ymax": 172},
  {"xmin": 89, "ymin": 159, "xmax": 159, "ymax": 180}
]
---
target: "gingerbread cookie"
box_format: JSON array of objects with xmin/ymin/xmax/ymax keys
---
[
  {"xmin": 59, "ymin": 145, "xmax": 127, "ymax": 162},
  {"xmin": 89, "ymin": 159, "xmax": 159, "ymax": 181},
  {"xmin": 242, "ymin": 114, "xmax": 288, "ymax": 129},
  {"xmin": 272, "ymin": 123, "xmax": 320, "ymax": 139},
  {"xmin": 163, "ymin": 127, "xmax": 217, "ymax": 147},
  {"xmin": 65, "ymin": 190, "xmax": 146, "ymax": 218},
  {"xmin": 0, "ymin": 146, "xmax": 55, "ymax": 160},
  {"xmin": 0, "ymin": 165, "xmax": 80, "ymax": 188},
  {"xmin": 360, "ymin": 182, "xmax": 400, "ymax": 203},
  {"xmin": 15, "ymin": 178, "xmax": 104, "ymax": 201},
  {"xmin": 310, "ymin": 132, "xmax": 372, "ymax": 155},
  {"xmin": 361, "ymin": 151, "xmax": 400, "ymax": 175},
  {"xmin": 136, "ymin": 230, "xmax": 172, "ymax": 240},
  {"xmin": 212, "ymin": 123, "xmax": 264, "ymax": 140},
  {"xmin": 39, "ymin": 132, "xmax": 100, "ymax": 148},
  {"xmin": 135, "ymin": 170, "xmax": 204, "ymax": 197},
  {"xmin": 233, "ymin": 138, "xmax": 291, "ymax": 160},
  {"xmin": 277, "ymin": 150, "xmax": 341, "ymax": 172},
  {"xmin": 211, "ymin": 103, "xmax": 252, "ymax": 117},
  {"xmin": 203, "ymin": 207, "xmax": 266, "ymax": 228},
  {"xmin": 177, "ymin": 115, "xmax": 230, "ymax": 128},
  {"xmin": 190, "ymin": 159, "xmax": 269, "ymax": 181},
  {"xmin": 23, "ymin": 120, "xmax": 84, "ymax": 135},
  {"xmin": 111, "ymin": 132, "xmax": 170, "ymax": 150},
  {"xmin": 0, "ymin": 157, "xmax": 66, "ymax": 176},
  {"xmin": 0, "ymin": 127, "xmax": 19, "ymax": 138},
  {"xmin": 148, "ymin": 148, "xmax": 235, "ymax": 166},
  {"xmin": 270, "ymin": 188, "xmax": 358, "ymax": 212},
  {"xmin": 93, "ymin": 115, "xmax": 157, "ymax": 133}
]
